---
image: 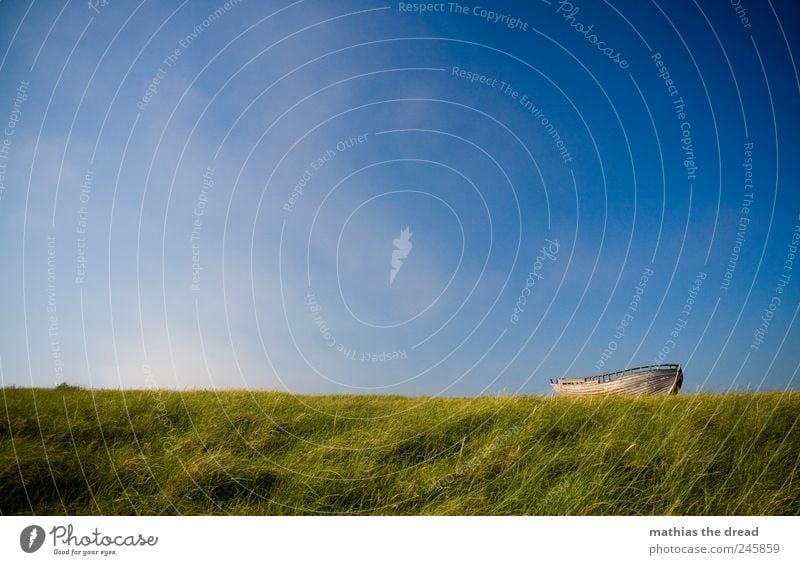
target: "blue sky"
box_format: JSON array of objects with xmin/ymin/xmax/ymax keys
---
[{"xmin": 0, "ymin": 0, "xmax": 798, "ymax": 395}]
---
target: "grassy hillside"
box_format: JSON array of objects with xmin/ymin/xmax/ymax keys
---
[{"xmin": 1, "ymin": 388, "xmax": 798, "ymax": 515}]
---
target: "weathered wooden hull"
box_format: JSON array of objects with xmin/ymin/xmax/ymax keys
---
[{"xmin": 550, "ymin": 364, "xmax": 683, "ymax": 396}]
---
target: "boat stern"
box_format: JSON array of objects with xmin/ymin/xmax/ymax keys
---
[{"xmin": 669, "ymin": 364, "xmax": 683, "ymax": 394}]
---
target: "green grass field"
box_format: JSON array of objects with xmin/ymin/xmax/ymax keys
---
[{"xmin": 1, "ymin": 387, "xmax": 798, "ymax": 515}]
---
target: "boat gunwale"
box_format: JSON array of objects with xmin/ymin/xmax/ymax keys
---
[{"xmin": 549, "ymin": 363, "xmax": 681, "ymax": 386}]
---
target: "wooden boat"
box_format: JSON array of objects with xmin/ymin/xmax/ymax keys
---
[{"xmin": 550, "ymin": 364, "xmax": 683, "ymax": 396}]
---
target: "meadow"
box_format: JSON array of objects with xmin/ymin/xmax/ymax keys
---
[{"xmin": 1, "ymin": 387, "xmax": 798, "ymax": 515}]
